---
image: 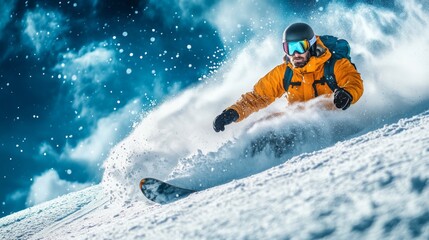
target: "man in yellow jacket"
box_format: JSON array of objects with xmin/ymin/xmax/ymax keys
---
[{"xmin": 213, "ymin": 22, "xmax": 364, "ymax": 132}]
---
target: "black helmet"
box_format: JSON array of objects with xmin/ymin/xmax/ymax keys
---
[
  {"xmin": 282, "ymin": 22, "xmax": 315, "ymax": 43},
  {"xmin": 282, "ymin": 22, "xmax": 317, "ymax": 56}
]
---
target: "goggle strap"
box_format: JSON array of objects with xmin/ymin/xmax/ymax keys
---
[{"xmin": 308, "ymin": 35, "xmax": 316, "ymax": 47}]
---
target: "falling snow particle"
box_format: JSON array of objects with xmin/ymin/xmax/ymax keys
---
[
  {"xmin": 126, "ymin": 68, "xmax": 132, "ymax": 74},
  {"xmin": 150, "ymin": 37, "xmax": 155, "ymax": 42},
  {"xmin": 122, "ymin": 32, "xmax": 128, "ymax": 37},
  {"xmin": 187, "ymin": 44, "xmax": 192, "ymax": 50},
  {"xmin": 66, "ymin": 169, "xmax": 72, "ymax": 175}
]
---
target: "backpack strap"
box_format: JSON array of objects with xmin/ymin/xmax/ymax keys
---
[
  {"xmin": 283, "ymin": 66, "xmax": 293, "ymax": 91},
  {"xmin": 310, "ymin": 59, "xmax": 339, "ymax": 96},
  {"xmin": 322, "ymin": 58, "xmax": 339, "ymax": 92}
]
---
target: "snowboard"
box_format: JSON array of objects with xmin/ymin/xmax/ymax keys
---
[{"xmin": 139, "ymin": 178, "xmax": 197, "ymax": 204}]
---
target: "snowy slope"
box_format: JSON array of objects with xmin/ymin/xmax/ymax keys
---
[{"xmin": 1, "ymin": 109, "xmax": 428, "ymax": 240}]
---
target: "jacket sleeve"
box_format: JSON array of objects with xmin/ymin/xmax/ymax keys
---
[
  {"xmin": 228, "ymin": 65, "xmax": 286, "ymax": 122},
  {"xmin": 333, "ymin": 58, "xmax": 364, "ymax": 104}
]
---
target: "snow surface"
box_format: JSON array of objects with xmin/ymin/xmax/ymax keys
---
[{"xmin": 1, "ymin": 109, "xmax": 428, "ymax": 239}]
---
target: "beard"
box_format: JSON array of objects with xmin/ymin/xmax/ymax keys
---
[
  {"xmin": 290, "ymin": 51, "xmax": 310, "ymax": 68},
  {"xmin": 292, "ymin": 58, "xmax": 308, "ymax": 68}
]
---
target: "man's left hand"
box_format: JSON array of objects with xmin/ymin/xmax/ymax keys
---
[{"xmin": 334, "ymin": 88, "xmax": 353, "ymax": 110}]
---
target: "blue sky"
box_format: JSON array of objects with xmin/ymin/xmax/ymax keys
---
[{"xmin": 0, "ymin": 0, "xmax": 411, "ymax": 217}]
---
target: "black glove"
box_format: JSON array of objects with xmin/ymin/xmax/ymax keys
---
[
  {"xmin": 213, "ymin": 109, "xmax": 239, "ymax": 132},
  {"xmin": 334, "ymin": 88, "xmax": 353, "ymax": 110}
]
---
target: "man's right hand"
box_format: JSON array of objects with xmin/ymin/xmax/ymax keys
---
[{"xmin": 213, "ymin": 109, "xmax": 239, "ymax": 132}]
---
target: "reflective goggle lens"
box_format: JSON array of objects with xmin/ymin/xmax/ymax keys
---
[{"xmin": 283, "ymin": 39, "xmax": 311, "ymax": 55}]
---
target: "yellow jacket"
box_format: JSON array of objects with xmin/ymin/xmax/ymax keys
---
[{"xmin": 228, "ymin": 36, "xmax": 364, "ymax": 122}]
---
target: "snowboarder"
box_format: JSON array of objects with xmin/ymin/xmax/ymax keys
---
[{"xmin": 213, "ymin": 22, "xmax": 364, "ymax": 132}]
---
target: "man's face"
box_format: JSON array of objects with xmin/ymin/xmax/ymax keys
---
[{"xmin": 288, "ymin": 51, "xmax": 310, "ymax": 68}]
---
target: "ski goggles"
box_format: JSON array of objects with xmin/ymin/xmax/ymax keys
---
[{"xmin": 283, "ymin": 35, "xmax": 316, "ymax": 55}]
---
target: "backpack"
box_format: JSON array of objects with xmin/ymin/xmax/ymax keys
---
[{"xmin": 283, "ymin": 35, "xmax": 353, "ymax": 96}]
